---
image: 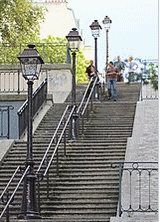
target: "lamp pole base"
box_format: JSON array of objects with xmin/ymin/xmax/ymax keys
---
[{"xmin": 18, "ymin": 173, "xmax": 41, "ymax": 219}]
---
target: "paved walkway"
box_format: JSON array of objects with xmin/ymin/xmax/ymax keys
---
[{"xmin": 110, "ymin": 84, "xmax": 158, "ymax": 222}]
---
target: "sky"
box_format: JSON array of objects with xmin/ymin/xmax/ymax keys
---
[{"xmin": 67, "ymin": 0, "xmax": 158, "ymax": 72}]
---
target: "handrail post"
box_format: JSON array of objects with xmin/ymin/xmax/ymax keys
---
[
  {"xmin": 64, "ymin": 118, "xmax": 66, "ymax": 156},
  {"xmin": 46, "ymin": 156, "xmax": 49, "ymax": 200},
  {"xmin": 141, "ymin": 77, "xmax": 143, "ymax": 101},
  {"xmin": 82, "ymin": 115, "xmax": 84, "ymax": 135},
  {"xmin": 6, "ymin": 189, "xmax": 9, "ymax": 222},
  {"xmin": 37, "ymin": 177, "xmax": 40, "ymax": 214},
  {"xmin": 7, "ymin": 106, "xmax": 10, "ymax": 139},
  {"xmin": 91, "ymin": 92, "xmax": 94, "ymax": 112},
  {"xmin": 56, "ymin": 134, "xmax": 59, "ymax": 177},
  {"xmin": 118, "ymin": 162, "xmax": 123, "ymax": 217},
  {"xmin": 18, "ymin": 69, "xmax": 20, "ymax": 94}
]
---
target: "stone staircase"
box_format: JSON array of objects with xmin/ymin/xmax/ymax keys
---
[{"xmin": 0, "ymin": 82, "xmax": 140, "ymax": 222}]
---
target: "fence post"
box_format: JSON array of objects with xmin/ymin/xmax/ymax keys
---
[
  {"xmin": 6, "ymin": 189, "xmax": 9, "ymax": 222},
  {"xmin": 56, "ymin": 134, "xmax": 59, "ymax": 177},
  {"xmin": 46, "ymin": 156, "xmax": 49, "ymax": 199},
  {"xmin": 63, "ymin": 118, "xmax": 66, "ymax": 156},
  {"xmin": 118, "ymin": 162, "xmax": 123, "ymax": 217}
]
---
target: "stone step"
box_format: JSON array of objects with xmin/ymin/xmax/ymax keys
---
[{"xmin": 0, "ymin": 82, "xmax": 140, "ymax": 221}]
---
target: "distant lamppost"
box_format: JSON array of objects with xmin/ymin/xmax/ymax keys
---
[
  {"xmin": 66, "ymin": 28, "xmax": 82, "ymax": 139},
  {"xmin": 89, "ymin": 20, "xmax": 102, "ymax": 100},
  {"xmin": 102, "ymin": 16, "xmax": 112, "ymax": 71},
  {"xmin": 17, "ymin": 44, "xmax": 44, "ymax": 219}
]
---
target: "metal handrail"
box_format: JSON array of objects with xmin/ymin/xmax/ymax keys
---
[
  {"xmin": 0, "ymin": 166, "xmax": 20, "ymax": 200},
  {"xmin": 17, "ymin": 77, "xmax": 47, "ymax": 138},
  {"xmin": 36, "ymin": 105, "xmax": 70, "ymax": 175},
  {"xmin": 76, "ymin": 78, "xmax": 94, "ymax": 114},
  {"xmin": 111, "ymin": 161, "xmax": 158, "ymax": 217},
  {"xmin": 0, "ymin": 76, "xmax": 98, "ymax": 218},
  {"xmin": 43, "ymin": 105, "xmax": 76, "ymax": 177},
  {"xmin": 0, "ymin": 165, "xmax": 30, "ymax": 220},
  {"xmin": 81, "ymin": 77, "xmax": 98, "ymax": 116}
]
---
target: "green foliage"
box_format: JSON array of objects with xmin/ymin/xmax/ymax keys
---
[
  {"xmin": 38, "ymin": 35, "xmax": 67, "ymax": 64},
  {"xmin": 148, "ymin": 63, "xmax": 158, "ymax": 90},
  {"xmin": 0, "ymin": 0, "xmax": 45, "ymax": 44},
  {"xmin": 74, "ymin": 50, "xmax": 89, "ymax": 83}
]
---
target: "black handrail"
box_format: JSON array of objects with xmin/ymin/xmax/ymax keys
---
[
  {"xmin": 77, "ymin": 76, "xmax": 98, "ymax": 135},
  {"xmin": 17, "ymin": 77, "xmax": 47, "ymax": 138},
  {"xmin": 0, "ymin": 166, "xmax": 30, "ymax": 221},
  {"xmin": 0, "ymin": 75, "xmax": 99, "ymax": 219},
  {"xmin": 36, "ymin": 105, "xmax": 76, "ymax": 200},
  {"xmin": 36, "ymin": 105, "xmax": 70, "ymax": 174},
  {"xmin": 0, "ymin": 105, "xmax": 14, "ymax": 139},
  {"xmin": 111, "ymin": 161, "xmax": 158, "ymax": 217},
  {"xmin": 43, "ymin": 105, "xmax": 75, "ymax": 177}
]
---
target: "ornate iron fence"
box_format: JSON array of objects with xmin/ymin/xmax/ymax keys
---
[{"xmin": 111, "ymin": 161, "xmax": 158, "ymax": 217}]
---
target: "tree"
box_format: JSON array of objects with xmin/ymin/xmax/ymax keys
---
[
  {"xmin": 0, "ymin": 0, "xmax": 45, "ymax": 44},
  {"xmin": 73, "ymin": 50, "xmax": 89, "ymax": 83},
  {"xmin": 40, "ymin": 36, "xmax": 90, "ymax": 83},
  {"xmin": 148, "ymin": 63, "xmax": 158, "ymax": 90}
]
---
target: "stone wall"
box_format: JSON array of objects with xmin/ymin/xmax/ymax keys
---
[{"xmin": 46, "ymin": 64, "xmax": 72, "ymax": 103}]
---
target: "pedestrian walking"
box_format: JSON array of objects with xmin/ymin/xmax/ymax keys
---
[
  {"xmin": 127, "ymin": 56, "xmax": 138, "ymax": 83},
  {"xmin": 114, "ymin": 56, "xmax": 125, "ymax": 82},
  {"xmin": 85, "ymin": 60, "xmax": 96, "ymax": 99},
  {"xmin": 106, "ymin": 61, "xmax": 120, "ymax": 101},
  {"xmin": 86, "ymin": 60, "xmax": 95, "ymax": 80}
]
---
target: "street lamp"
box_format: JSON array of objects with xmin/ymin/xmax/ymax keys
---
[
  {"xmin": 17, "ymin": 43, "xmax": 44, "ymax": 219},
  {"xmin": 89, "ymin": 20, "xmax": 102, "ymax": 100},
  {"xmin": 66, "ymin": 28, "xmax": 82, "ymax": 140},
  {"xmin": 102, "ymin": 16, "xmax": 112, "ymax": 71}
]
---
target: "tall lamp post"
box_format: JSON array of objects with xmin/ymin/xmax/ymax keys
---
[
  {"xmin": 102, "ymin": 16, "xmax": 112, "ymax": 72},
  {"xmin": 17, "ymin": 44, "xmax": 44, "ymax": 219},
  {"xmin": 66, "ymin": 28, "xmax": 82, "ymax": 140},
  {"xmin": 89, "ymin": 20, "xmax": 102, "ymax": 100}
]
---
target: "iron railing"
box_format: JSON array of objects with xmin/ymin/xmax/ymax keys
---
[
  {"xmin": 0, "ymin": 75, "xmax": 100, "ymax": 220},
  {"xmin": 111, "ymin": 161, "xmax": 158, "ymax": 217},
  {"xmin": 77, "ymin": 76, "xmax": 98, "ymax": 136},
  {"xmin": 35, "ymin": 77, "xmax": 100, "ymax": 207},
  {"xmin": 0, "ymin": 43, "xmax": 70, "ymax": 65},
  {"xmin": 36, "ymin": 105, "xmax": 76, "ymax": 203},
  {"xmin": 0, "ymin": 105, "xmax": 14, "ymax": 139},
  {"xmin": 0, "ymin": 166, "xmax": 30, "ymax": 222},
  {"xmin": 0, "ymin": 68, "xmax": 47, "ymax": 94},
  {"xmin": 17, "ymin": 77, "xmax": 47, "ymax": 138},
  {"xmin": 140, "ymin": 79, "xmax": 158, "ymax": 101}
]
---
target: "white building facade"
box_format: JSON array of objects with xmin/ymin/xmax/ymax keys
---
[{"xmin": 35, "ymin": 0, "xmax": 93, "ymax": 60}]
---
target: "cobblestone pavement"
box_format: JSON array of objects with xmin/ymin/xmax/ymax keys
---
[{"xmin": 110, "ymin": 84, "xmax": 158, "ymax": 222}]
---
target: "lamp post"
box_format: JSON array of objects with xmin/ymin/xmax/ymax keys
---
[
  {"xmin": 89, "ymin": 20, "xmax": 102, "ymax": 100},
  {"xmin": 17, "ymin": 44, "xmax": 44, "ymax": 219},
  {"xmin": 102, "ymin": 16, "xmax": 112, "ymax": 72},
  {"xmin": 66, "ymin": 28, "xmax": 82, "ymax": 140}
]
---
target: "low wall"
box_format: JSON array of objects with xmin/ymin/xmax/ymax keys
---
[
  {"xmin": 46, "ymin": 64, "xmax": 72, "ymax": 103},
  {"xmin": 0, "ymin": 64, "xmax": 72, "ymax": 104}
]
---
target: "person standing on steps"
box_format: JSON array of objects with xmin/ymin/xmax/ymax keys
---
[
  {"xmin": 86, "ymin": 60, "xmax": 95, "ymax": 80},
  {"xmin": 114, "ymin": 56, "xmax": 125, "ymax": 82},
  {"xmin": 106, "ymin": 61, "xmax": 120, "ymax": 101},
  {"xmin": 127, "ymin": 56, "xmax": 138, "ymax": 83},
  {"xmin": 85, "ymin": 60, "xmax": 96, "ymax": 99}
]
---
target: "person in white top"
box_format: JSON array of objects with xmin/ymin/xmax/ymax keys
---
[{"xmin": 128, "ymin": 56, "xmax": 138, "ymax": 83}]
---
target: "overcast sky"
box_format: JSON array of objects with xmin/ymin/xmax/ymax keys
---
[{"xmin": 68, "ymin": 0, "xmax": 158, "ymax": 72}]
